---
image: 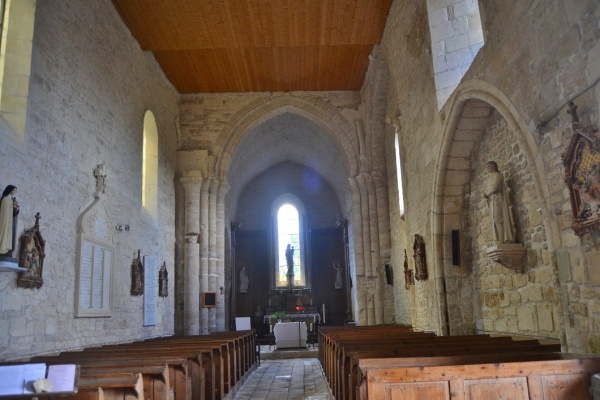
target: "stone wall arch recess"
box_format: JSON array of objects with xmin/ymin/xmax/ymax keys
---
[
  {"xmin": 430, "ymin": 81, "xmax": 561, "ymax": 336},
  {"xmin": 213, "ymin": 95, "xmax": 360, "ymax": 182}
]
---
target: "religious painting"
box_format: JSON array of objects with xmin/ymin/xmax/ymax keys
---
[
  {"xmin": 403, "ymin": 249, "xmax": 413, "ymax": 290},
  {"xmin": 17, "ymin": 213, "xmax": 45, "ymax": 289},
  {"xmin": 130, "ymin": 249, "xmax": 144, "ymax": 296},
  {"xmin": 562, "ymin": 102, "xmax": 600, "ymax": 237},
  {"xmin": 413, "ymin": 234, "xmax": 428, "ymax": 281}
]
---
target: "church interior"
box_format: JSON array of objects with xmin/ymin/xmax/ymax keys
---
[{"xmin": 1, "ymin": 0, "xmax": 600, "ymax": 398}]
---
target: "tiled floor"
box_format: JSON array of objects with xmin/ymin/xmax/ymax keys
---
[{"xmin": 232, "ymin": 358, "xmax": 332, "ymax": 399}]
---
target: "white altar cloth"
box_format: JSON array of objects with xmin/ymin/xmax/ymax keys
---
[{"xmin": 273, "ymin": 322, "xmax": 307, "ymax": 348}]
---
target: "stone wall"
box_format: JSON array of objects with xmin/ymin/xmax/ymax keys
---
[
  {"xmin": 381, "ymin": 0, "xmax": 600, "ymax": 351},
  {"xmin": 0, "ymin": 0, "xmax": 179, "ymax": 360},
  {"xmin": 462, "ymin": 110, "xmax": 561, "ymax": 338},
  {"xmin": 382, "ymin": 0, "xmax": 444, "ymax": 332}
]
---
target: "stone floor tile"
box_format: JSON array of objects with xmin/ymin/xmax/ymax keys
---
[{"xmin": 232, "ymin": 357, "xmax": 332, "ymax": 400}]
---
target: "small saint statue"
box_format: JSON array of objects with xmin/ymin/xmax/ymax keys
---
[
  {"xmin": 0, "ymin": 185, "xmax": 19, "ymax": 257},
  {"xmin": 483, "ymin": 161, "xmax": 515, "ymax": 243}
]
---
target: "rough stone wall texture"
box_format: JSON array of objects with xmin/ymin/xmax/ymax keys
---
[
  {"xmin": 381, "ymin": 0, "xmax": 600, "ymax": 351},
  {"xmin": 0, "ymin": 0, "xmax": 179, "ymax": 360},
  {"xmin": 382, "ymin": 0, "xmax": 443, "ymax": 332},
  {"xmin": 465, "ymin": 0, "xmax": 600, "ymax": 352},
  {"xmin": 462, "ymin": 110, "xmax": 561, "ymax": 338}
]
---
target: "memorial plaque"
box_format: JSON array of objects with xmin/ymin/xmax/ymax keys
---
[
  {"xmin": 144, "ymin": 255, "xmax": 158, "ymax": 326},
  {"xmin": 75, "ymin": 181, "xmax": 115, "ymax": 318}
]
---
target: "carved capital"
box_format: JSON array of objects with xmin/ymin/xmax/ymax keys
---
[{"xmin": 486, "ymin": 243, "xmax": 527, "ymax": 273}]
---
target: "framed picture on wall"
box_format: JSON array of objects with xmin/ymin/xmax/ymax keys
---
[
  {"xmin": 203, "ymin": 291, "xmax": 217, "ymax": 308},
  {"xmin": 563, "ymin": 102, "xmax": 600, "ymax": 237}
]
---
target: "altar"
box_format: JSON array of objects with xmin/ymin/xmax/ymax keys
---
[
  {"xmin": 273, "ymin": 321, "xmax": 307, "ymax": 348},
  {"xmin": 263, "ymin": 313, "xmax": 320, "ymax": 324}
]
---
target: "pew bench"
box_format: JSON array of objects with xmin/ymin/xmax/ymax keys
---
[
  {"xmin": 359, "ymin": 356, "xmax": 600, "ymax": 400},
  {"xmin": 31, "ymin": 355, "xmax": 190, "ymax": 400},
  {"xmin": 75, "ymin": 372, "xmax": 144, "ymax": 400},
  {"xmin": 343, "ymin": 342, "xmax": 561, "ymax": 400}
]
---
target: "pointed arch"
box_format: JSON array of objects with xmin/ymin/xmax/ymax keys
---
[
  {"xmin": 430, "ymin": 79, "xmax": 562, "ymax": 335},
  {"xmin": 214, "ymin": 94, "xmax": 360, "ymax": 181}
]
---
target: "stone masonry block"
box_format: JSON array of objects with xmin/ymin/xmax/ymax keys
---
[
  {"xmin": 446, "ymin": 33, "xmax": 470, "ymax": 53},
  {"xmin": 517, "ymin": 306, "xmax": 536, "ymax": 331},
  {"xmin": 427, "ymin": 0, "xmax": 456, "ymax": 12},
  {"xmin": 452, "ymin": 16, "xmax": 469, "ymax": 35},
  {"xmin": 431, "ymin": 20, "xmax": 455, "ymax": 41},
  {"xmin": 446, "ymin": 47, "xmax": 473, "ymax": 69},
  {"xmin": 587, "ymin": 251, "xmax": 600, "ymax": 285},
  {"xmin": 428, "ymin": 7, "xmax": 448, "ymax": 27},
  {"xmin": 537, "ymin": 303, "xmax": 554, "ymax": 332}
]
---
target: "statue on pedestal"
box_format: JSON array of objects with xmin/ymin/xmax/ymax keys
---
[
  {"xmin": 483, "ymin": 161, "xmax": 515, "ymax": 243},
  {"xmin": 0, "ymin": 185, "xmax": 19, "ymax": 257}
]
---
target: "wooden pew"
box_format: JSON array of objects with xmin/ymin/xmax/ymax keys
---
[
  {"xmin": 31, "ymin": 355, "xmax": 190, "ymax": 400},
  {"xmin": 342, "ymin": 341, "xmax": 561, "ymax": 400},
  {"xmin": 65, "ymin": 331, "xmax": 255, "ymax": 400},
  {"xmin": 318, "ymin": 326, "xmax": 570, "ymax": 400},
  {"xmin": 359, "ymin": 356, "xmax": 600, "ymax": 400},
  {"xmin": 67, "ymin": 344, "xmax": 217, "ymax": 400},
  {"xmin": 79, "ymin": 365, "xmax": 170, "ymax": 400},
  {"xmin": 75, "ymin": 372, "xmax": 144, "ymax": 400},
  {"xmin": 31, "ymin": 331, "xmax": 256, "ymax": 400}
]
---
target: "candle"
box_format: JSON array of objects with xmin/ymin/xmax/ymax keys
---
[
  {"xmin": 270, "ymin": 323, "xmax": 273, "ymax": 333},
  {"xmin": 310, "ymin": 323, "xmax": 313, "ymax": 332},
  {"xmin": 313, "ymin": 315, "xmax": 316, "ymax": 324},
  {"xmin": 322, "ymin": 304, "xmax": 326, "ymax": 324}
]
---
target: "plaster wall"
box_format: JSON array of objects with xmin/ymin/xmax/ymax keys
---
[{"xmin": 0, "ymin": 0, "xmax": 179, "ymax": 360}]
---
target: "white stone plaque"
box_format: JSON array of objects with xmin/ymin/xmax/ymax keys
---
[
  {"xmin": 144, "ymin": 255, "xmax": 158, "ymax": 326},
  {"xmin": 76, "ymin": 193, "xmax": 115, "ymax": 318},
  {"xmin": 79, "ymin": 240, "xmax": 93, "ymax": 309}
]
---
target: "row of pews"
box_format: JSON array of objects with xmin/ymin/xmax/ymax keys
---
[
  {"xmin": 28, "ymin": 330, "xmax": 257, "ymax": 400},
  {"xmin": 319, "ymin": 325, "xmax": 600, "ymax": 400}
]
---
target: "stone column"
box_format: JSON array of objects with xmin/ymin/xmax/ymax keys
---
[
  {"xmin": 180, "ymin": 177, "xmax": 202, "ymax": 335},
  {"xmin": 366, "ymin": 174, "xmax": 384, "ymax": 324},
  {"xmin": 374, "ymin": 174, "xmax": 391, "ymax": 323},
  {"xmin": 215, "ymin": 181, "xmax": 230, "ymax": 331},
  {"xmin": 348, "ymin": 177, "xmax": 364, "ymax": 276},
  {"xmin": 208, "ymin": 178, "xmax": 218, "ymax": 332},
  {"xmin": 199, "ymin": 181, "xmax": 210, "ymax": 334},
  {"xmin": 357, "ymin": 174, "xmax": 373, "ymax": 277}
]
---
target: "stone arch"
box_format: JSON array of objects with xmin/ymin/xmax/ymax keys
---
[
  {"xmin": 214, "ymin": 94, "xmax": 360, "ymax": 182},
  {"xmin": 430, "ymin": 79, "xmax": 562, "ymax": 335}
]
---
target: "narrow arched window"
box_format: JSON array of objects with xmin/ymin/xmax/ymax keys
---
[
  {"xmin": 142, "ymin": 110, "xmax": 158, "ymax": 218},
  {"xmin": 276, "ymin": 203, "xmax": 305, "ymax": 287},
  {"xmin": 0, "ymin": 0, "xmax": 37, "ymax": 141},
  {"xmin": 394, "ymin": 130, "xmax": 405, "ymax": 217}
]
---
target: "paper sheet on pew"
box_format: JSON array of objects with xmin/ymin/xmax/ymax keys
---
[
  {"xmin": 0, "ymin": 363, "xmax": 47, "ymax": 395},
  {"xmin": 46, "ymin": 364, "xmax": 77, "ymax": 392},
  {"xmin": 0, "ymin": 363, "xmax": 77, "ymax": 395}
]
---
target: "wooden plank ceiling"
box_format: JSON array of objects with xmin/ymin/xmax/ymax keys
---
[{"xmin": 111, "ymin": 0, "xmax": 393, "ymax": 93}]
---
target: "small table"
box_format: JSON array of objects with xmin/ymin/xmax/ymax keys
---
[{"xmin": 273, "ymin": 322, "xmax": 307, "ymax": 348}]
